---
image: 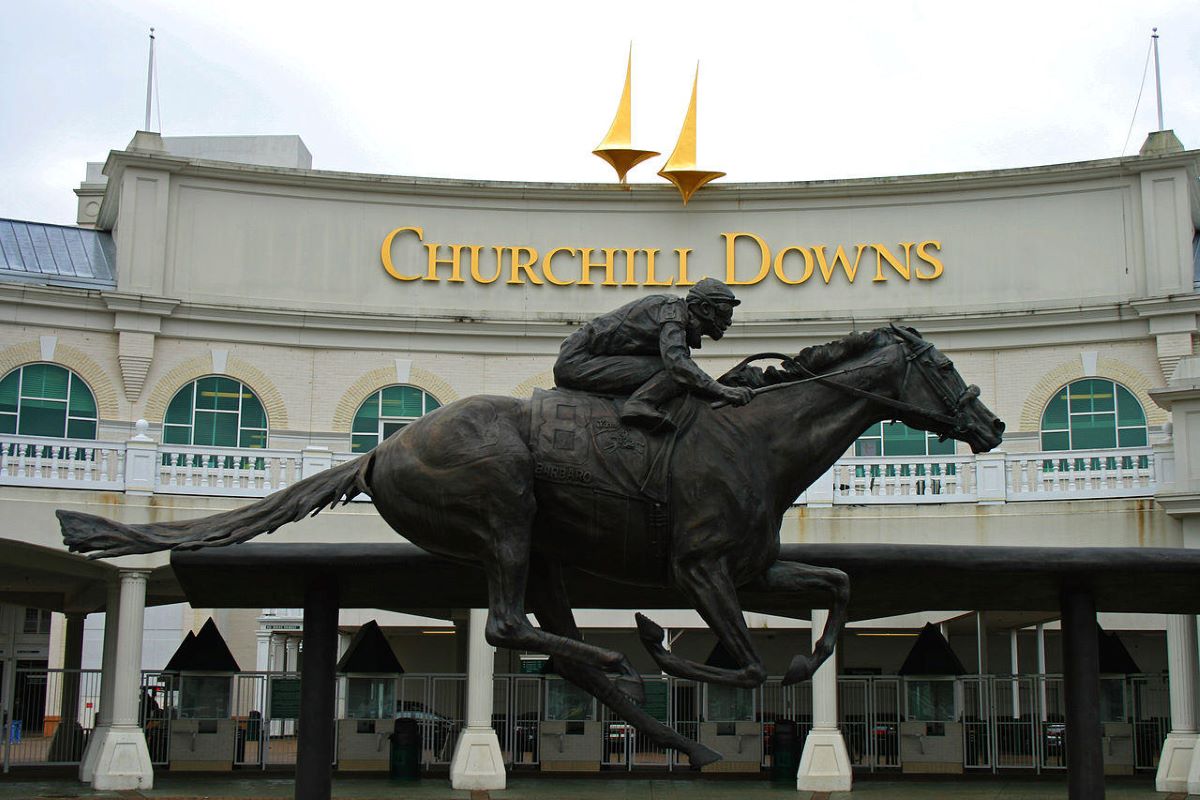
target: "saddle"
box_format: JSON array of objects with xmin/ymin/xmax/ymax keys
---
[{"xmin": 529, "ymin": 388, "xmax": 700, "ymax": 581}]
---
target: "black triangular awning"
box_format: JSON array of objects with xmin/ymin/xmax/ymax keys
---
[
  {"xmin": 163, "ymin": 631, "xmax": 197, "ymax": 672},
  {"xmin": 898, "ymin": 623, "xmax": 967, "ymax": 675},
  {"xmin": 705, "ymin": 640, "xmax": 739, "ymax": 669},
  {"xmin": 164, "ymin": 619, "xmax": 240, "ymax": 672},
  {"xmin": 336, "ymin": 620, "xmax": 404, "ymax": 674},
  {"xmin": 1098, "ymin": 627, "xmax": 1141, "ymax": 674}
]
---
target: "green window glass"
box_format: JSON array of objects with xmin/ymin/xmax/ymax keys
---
[
  {"xmin": 855, "ymin": 421, "xmax": 956, "ymax": 458},
  {"xmin": 161, "ymin": 377, "xmax": 268, "ymax": 449},
  {"xmin": 0, "ymin": 364, "xmax": 99, "ymax": 440},
  {"xmin": 1040, "ymin": 380, "xmax": 1147, "ymax": 452},
  {"xmin": 351, "ymin": 385, "xmax": 441, "ymax": 453}
]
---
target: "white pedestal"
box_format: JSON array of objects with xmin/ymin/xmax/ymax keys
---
[
  {"xmin": 1157, "ymin": 732, "xmax": 1197, "ymax": 792},
  {"xmin": 449, "ymin": 727, "xmax": 506, "ymax": 791},
  {"xmin": 796, "ymin": 728, "xmax": 852, "ymax": 792},
  {"xmin": 1185, "ymin": 735, "xmax": 1200, "ymax": 795},
  {"xmin": 79, "ymin": 722, "xmax": 110, "ymax": 782},
  {"xmin": 88, "ymin": 724, "xmax": 153, "ymax": 791}
]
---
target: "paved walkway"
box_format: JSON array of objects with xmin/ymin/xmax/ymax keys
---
[{"xmin": 0, "ymin": 773, "xmax": 1183, "ymax": 799}]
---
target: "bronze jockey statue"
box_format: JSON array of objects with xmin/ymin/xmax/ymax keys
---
[{"xmin": 553, "ymin": 277, "xmax": 754, "ymax": 430}]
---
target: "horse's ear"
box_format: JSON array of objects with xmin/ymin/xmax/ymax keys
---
[{"xmin": 889, "ymin": 323, "xmax": 925, "ymax": 344}]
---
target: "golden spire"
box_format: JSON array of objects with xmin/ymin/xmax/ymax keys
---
[
  {"xmin": 657, "ymin": 64, "xmax": 725, "ymax": 205},
  {"xmin": 592, "ymin": 45, "xmax": 659, "ymax": 184}
]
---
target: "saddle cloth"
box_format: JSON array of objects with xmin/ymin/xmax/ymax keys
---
[{"xmin": 529, "ymin": 388, "xmax": 699, "ymax": 583}]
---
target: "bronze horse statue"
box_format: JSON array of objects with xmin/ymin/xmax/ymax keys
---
[{"xmin": 59, "ymin": 324, "xmax": 1003, "ymax": 766}]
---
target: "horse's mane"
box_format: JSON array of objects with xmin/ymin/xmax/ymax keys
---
[{"xmin": 719, "ymin": 328, "xmax": 889, "ymax": 388}]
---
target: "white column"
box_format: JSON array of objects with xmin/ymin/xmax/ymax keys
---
[
  {"xmin": 797, "ymin": 609, "xmax": 851, "ymax": 792},
  {"xmin": 255, "ymin": 630, "xmax": 271, "ymax": 673},
  {"xmin": 1156, "ymin": 614, "xmax": 1200, "ymax": 792},
  {"xmin": 283, "ymin": 636, "xmax": 299, "ymax": 735},
  {"xmin": 90, "ymin": 571, "xmax": 153, "ymax": 790},
  {"xmin": 450, "ymin": 608, "xmax": 504, "ymax": 791},
  {"xmin": 284, "ymin": 636, "xmax": 299, "ymax": 672},
  {"xmin": 80, "ymin": 582, "xmax": 120, "ymax": 782},
  {"xmin": 1010, "ymin": 629, "xmax": 1020, "ymax": 718},
  {"xmin": 1037, "ymin": 624, "xmax": 1048, "ymax": 723}
]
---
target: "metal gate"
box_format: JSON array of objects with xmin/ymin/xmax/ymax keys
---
[
  {"xmin": 601, "ymin": 675, "xmax": 691, "ymax": 770},
  {"xmin": 961, "ymin": 677, "xmax": 993, "ymax": 770},
  {"xmin": 493, "ymin": 675, "xmax": 541, "ymax": 766},
  {"xmin": 1039, "ymin": 677, "xmax": 1067, "ymax": 771},
  {"xmin": 233, "ymin": 673, "xmax": 266, "ymax": 767},
  {"xmin": 398, "ymin": 674, "xmax": 465, "ymax": 766},
  {"xmin": 838, "ymin": 678, "xmax": 870, "ymax": 767},
  {"xmin": 140, "ymin": 671, "xmax": 177, "ymax": 765},
  {"xmin": 993, "ymin": 676, "xmax": 1037, "ymax": 769},
  {"xmin": 1130, "ymin": 674, "xmax": 1169, "ymax": 771},
  {"xmin": 758, "ymin": 679, "xmax": 811, "ymax": 769},
  {"xmin": 872, "ymin": 677, "xmax": 901, "ymax": 769},
  {"xmin": 5, "ymin": 667, "xmax": 101, "ymax": 766}
]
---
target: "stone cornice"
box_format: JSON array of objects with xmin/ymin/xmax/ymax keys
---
[
  {"xmin": 2, "ymin": 279, "xmax": 1193, "ymax": 355},
  {"xmin": 94, "ymin": 146, "xmax": 1200, "ymax": 219},
  {"xmin": 1155, "ymin": 491, "xmax": 1200, "ymax": 518}
]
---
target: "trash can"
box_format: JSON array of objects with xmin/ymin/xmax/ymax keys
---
[
  {"xmin": 390, "ymin": 718, "xmax": 421, "ymax": 780},
  {"xmin": 770, "ymin": 720, "xmax": 798, "ymax": 785}
]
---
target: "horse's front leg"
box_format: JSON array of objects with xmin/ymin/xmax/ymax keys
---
[
  {"xmin": 636, "ymin": 558, "xmax": 768, "ymax": 688},
  {"xmin": 751, "ymin": 560, "xmax": 850, "ymax": 685}
]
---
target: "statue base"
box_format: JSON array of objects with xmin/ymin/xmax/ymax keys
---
[
  {"xmin": 88, "ymin": 723, "xmax": 153, "ymax": 790},
  {"xmin": 1157, "ymin": 731, "xmax": 1197, "ymax": 792},
  {"xmin": 796, "ymin": 727, "xmax": 852, "ymax": 792},
  {"xmin": 450, "ymin": 726, "xmax": 506, "ymax": 791}
]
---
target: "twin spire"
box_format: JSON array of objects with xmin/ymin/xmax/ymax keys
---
[{"xmin": 592, "ymin": 48, "xmax": 725, "ymax": 205}]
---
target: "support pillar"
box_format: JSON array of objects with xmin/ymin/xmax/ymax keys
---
[
  {"xmin": 295, "ymin": 577, "xmax": 338, "ymax": 800},
  {"xmin": 450, "ymin": 608, "xmax": 505, "ymax": 791},
  {"xmin": 47, "ymin": 612, "xmax": 85, "ymax": 761},
  {"xmin": 91, "ymin": 570, "xmax": 153, "ymax": 791},
  {"xmin": 1157, "ymin": 614, "xmax": 1200, "ymax": 791},
  {"xmin": 797, "ymin": 609, "xmax": 851, "ymax": 792},
  {"xmin": 1061, "ymin": 587, "xmax": 1103, "ymax": 800},
  {"xmin": 80, "ymin": 582, "xmax": 120, "ymax": 782},
  {"xmin": 255, "ymin": 630, "xmax": 271, "ymax": 672}
]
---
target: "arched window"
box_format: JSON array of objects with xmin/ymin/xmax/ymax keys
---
[
  {"xmin": 1040, "ymin": 379, "xmax": 1147, "ymax": 451},
  {"xmin": 162, "ymin": 376, "xmax": 268, "ymax": 448},
  {"xmin": 352, "ymin": 385, "xmax": 440, "ymax": 453},
  {"xmin": 0, "ymin": 363, "xmax": 98, "ymax": 439},
  {"xmin": 855, "ymin": 421, "xmax": 954, "ymax": 458}
]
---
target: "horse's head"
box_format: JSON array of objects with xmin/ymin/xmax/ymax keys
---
[{"xmin": 884, "ymin": 324, "xmax": 1005, "ymax": 454}]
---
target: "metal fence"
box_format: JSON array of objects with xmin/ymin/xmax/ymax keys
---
[{"xmin": 0, "ymin": 666, "xmax": 1172, "ymax": 775}]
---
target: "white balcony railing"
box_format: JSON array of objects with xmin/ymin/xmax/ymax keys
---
[
  {"xmin": 0, "ymin": 436, "xmax": 126, "ymax": 491},
  {"xmin": 0, "ymin": 430, "xmax": 1159, "ymax": 507},
  {"xmin": 155, "ymin": 444, "xmax": 303, "ymax": 497},
  {"xmin": 831, "ymin": 455, "xmax": 978, "ymax": 504}
]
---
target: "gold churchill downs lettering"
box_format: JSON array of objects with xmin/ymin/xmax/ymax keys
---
[{"xmin": 380, "ymin": 227, "xmax": 944, "ymax": 288}]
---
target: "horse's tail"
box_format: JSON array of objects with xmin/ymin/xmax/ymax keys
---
[{"xmin": 58, "ymin": 454, "xmax": 370, "ymax": 559}]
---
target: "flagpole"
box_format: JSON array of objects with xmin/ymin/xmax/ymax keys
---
[
  {"xmin": 144, "ymin": 27, "xmax": 156, "ymax": 131},
  {"xmin": 1151, "ymin": 27, "xmax": 1163, "ymax": 131}
]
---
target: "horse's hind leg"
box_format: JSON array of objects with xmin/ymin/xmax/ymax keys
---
[
  {"xmin": 752, "ymin": 560, "xmax": 850, "ymax": 685},
  {"xmin": 471, "ymin": 494, "xmax": 642, "ymax": 690},
  {"xmin": 526, "ymin": 556, "xmax": 721, "ymax": 768},
  {"xmin": 636, "ymin": 559, "xmax": 767, "ymax": 688}
]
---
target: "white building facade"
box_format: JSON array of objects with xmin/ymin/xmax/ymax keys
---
[{"xmin": 1, "ymin": 129, "xmax": 1198, "ymax": 788}]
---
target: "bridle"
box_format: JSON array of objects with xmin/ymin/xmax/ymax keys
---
[{"xmin": 725, "ymin": 325, "xmax": 981, "ymax": 439}]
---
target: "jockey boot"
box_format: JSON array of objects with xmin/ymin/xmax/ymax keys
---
[{"xmin": 620, "ymin": 373, "xmax": 679, "ymax": 431}]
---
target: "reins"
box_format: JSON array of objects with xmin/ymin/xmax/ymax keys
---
[{"xmin": 710, "ymin": 337, "xmax": 969, "ymax": 431}]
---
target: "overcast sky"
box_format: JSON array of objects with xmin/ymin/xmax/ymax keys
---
[{"xmin": 2, "ymin": 1, "xmax": 1197, "ymax": 226}]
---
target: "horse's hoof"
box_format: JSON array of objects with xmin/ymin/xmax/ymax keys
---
[
  {"xmin": 634, "ymin": 612, "xmax": 665, "ymax": 645},
  {"xmin": 685, "ymin": 743, "xmax": 723, "ymax": 768},
  {"xmin": 781, "ymin": 655, "xmax": 812, "ymax": 686},
  {"xmin": 615, "ymin": 674, "xmax": 646, "ymax": 705}
]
